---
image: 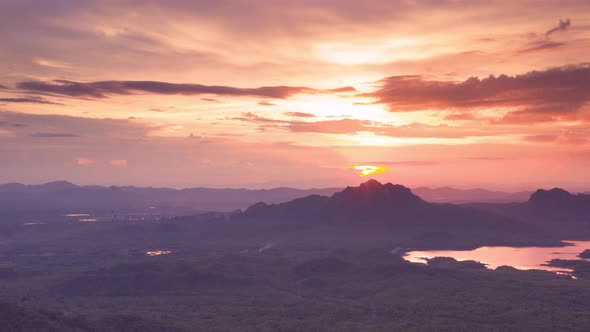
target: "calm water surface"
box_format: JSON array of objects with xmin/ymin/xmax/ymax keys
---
[{"xmin": 405, "ymin": 241, "xmax": 590, "ymax": 273}]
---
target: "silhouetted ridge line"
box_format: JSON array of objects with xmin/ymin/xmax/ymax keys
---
[
  {"xmin": 525, "ymin": 187, "xmax": 590, "ymax": 220},
  {"xmin": 243, "ymin": 180, "xmax": 426, "ymax": 218},
  {"xmin": 529, "ymin": 188, "xmax": 574, "ymax": 204},
  {"xmin": 331, "ymin": 180, "xmax": 425, "ymax": 207},
  {"xmin": 238, "ymin": 180, "xmax": 532, "ymax": 242}
]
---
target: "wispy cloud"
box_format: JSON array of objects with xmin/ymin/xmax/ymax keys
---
[
  {"xmin": 30, "ymin": 132, "xmax": 80, "ymax": 138},
  {"xmin": 201, "ymin": 97, "xmax": 221, "ymax": 103},
  {"xmin": 517, "ymin": 41, "xmax": 565, "ymax": 54},
  {"xmin": 523, "ymin": 134, "xmax": 558, "ymax": 142},
  {"xmin": 283, "ymin": 112, "xmax": 316, "ymax": 118},
  {"xmin": 357, "ymin": 160, "xmax": 439, "ymax": 166},
  {"xmin": 0, "ymin": 120, "xmax": 26, "ymax": 128},
  {"xmin": 33, "ymin": 58, "xmax": 71, "ymax": 69},
  {"xmin": 233, "ymin": 113, "xmax": 497, "ymax": 139},
  {"xmin": 0, "ymin": 96, "xmax": 62, "ymax": 105},
  {"xmin": 545, "ymin": 18, "xmax": 571, "ymax": 37},
  {"xmin": 0, "ymin": 111, "xmax": 152, "ymax": 139},
  {"xmin": 517, "ymin": 19, "xmax": 572, "ymax": 54}
]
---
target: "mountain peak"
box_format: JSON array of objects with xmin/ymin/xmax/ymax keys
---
[
  {"xmin": 37, "ymin": 181, "xmax": 78, "ymax": 191},
  {"xmin": 527, "ymin": 188, "xmax": 590, "ymax": 218},
  {"xmin": 341, "ymin": 180, "xmax": 415, "ymax": 196},
  {"xmin": 332, "ymin": 181, "xmax": 423, "ymax": 207},
  {"xmin": 358, "ymin": 179, "xmax": 384, "ymax": 189},
  {"xmin": 236, "ymin": 180, "xmax": 522, "ymax": 232},
  {"xmin": 529, "ymin": 188, "xmax": 573, "ymax": 204}
]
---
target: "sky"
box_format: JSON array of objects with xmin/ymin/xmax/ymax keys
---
[{"xmin": 1, "ymin": 0, "xmax": 590, "ymax": 190}]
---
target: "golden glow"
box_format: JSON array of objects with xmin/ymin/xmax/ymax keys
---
[
  {"xmin": 350, "ymin": 165, "xmax": 388, "ymax": 177},
  {"xmin": 33, "ymin": 57, "xmax": 71, "ymax": 69},
  {"xmin": 315, "ymin": 39, "xmax": 426, "ymax": 65},
  {"xmin": 282, "ymin": 94, "xmax": 390, "ymax": 120}
]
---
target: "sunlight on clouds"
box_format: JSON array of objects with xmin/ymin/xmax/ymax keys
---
[
  {"xmin": 33, "ymin": 58, "xmax": 71, "ymax": 69},
  {"xmin": 0, "ymin": 129, "xmax": 13, "ymax": 137},
  {"xmin": 346, "ymin": 132, "xmax": 474, "ymax": 146},
  {"xmin": 316, "ymin": 39, "xmax": 420, "ymax": 65},
  {"xmin": 76, "ymin": 157, "xmax": 96, "ymax": 166},
  {"xmin": 110, "ymin": 159, "xmax": 127, "ymax": 167},
  {"xmin": 347, "ymin": 133, "xmax": 410, "ymax": 146},
  {"xmin": 315, "ymin": 38, "xmax": 453, "ymax": 65},
  {"xmin": 282, "ymin": 94, "xmax": 395, "ymax": 123}
]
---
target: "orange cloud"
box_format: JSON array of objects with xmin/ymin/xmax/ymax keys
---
[
  {"xmin": 76, "ymin": 157, "xmax": 96, "ymax": 166},
  {"xmin": 110, "ymin": 159, "xmax": 127, "ymax": 167}
]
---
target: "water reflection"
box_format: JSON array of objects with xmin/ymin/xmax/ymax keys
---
[
  {"xmin": 405, "ymin": 241, "xmax": 590, "ymax": 274},
  {"xmin": 146, "ymin": 250, "xmax": 172, "ymax": 256}
]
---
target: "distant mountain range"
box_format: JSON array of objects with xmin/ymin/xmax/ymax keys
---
[
  {"xmin": 412, "ymin": 187, "xmax": 531, "ymax": 203},
  {"xmin": 0, "ymin": 180, "xmax": 539, "ymax": 215},
  {"xmin": 0, "ymin": 181, "xmax": 339, "ymax": 214},
  {"xmin": 1, "ymin": 179, "xmax": 589, "ymax": 249}
]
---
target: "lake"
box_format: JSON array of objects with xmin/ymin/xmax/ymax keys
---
[{"xmin": 405, "ymin": 240, "xmax": 590, "ymax": 274}]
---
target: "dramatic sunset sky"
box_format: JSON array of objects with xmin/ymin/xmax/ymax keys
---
[{"xmin": 1, "ymin": 0, "xmax": 590, "ymax": 189}]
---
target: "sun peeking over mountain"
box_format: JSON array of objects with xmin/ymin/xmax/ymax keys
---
[{"xmin": 350, "ymin": 165, "xmax": 388, "ymax": 177}]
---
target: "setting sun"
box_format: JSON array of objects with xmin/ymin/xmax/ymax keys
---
[{"xmin": 350, "ymin": 165, "xmax": 388, "ymax": 177}]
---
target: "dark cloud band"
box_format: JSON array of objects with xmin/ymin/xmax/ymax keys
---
[
  {"xmin": 0, "ymin": 96, "xmax": 62, "ymax": 105},
  {"xmin": 16, "ymin": 80, "xmax": 355, "ymax": 99}
]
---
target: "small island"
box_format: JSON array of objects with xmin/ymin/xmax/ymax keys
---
[
  {"xmin": 579, "ymin": 249, "xmax": 590, "ymax": 259},
  {"xmin": 545, "ymin": 259, "xmax": 590, "ymax": 279}
]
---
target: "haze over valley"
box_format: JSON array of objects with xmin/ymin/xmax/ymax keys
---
[{"xmin": 2, "ymin": 0, "xmax": 590, "ymax": 330}]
